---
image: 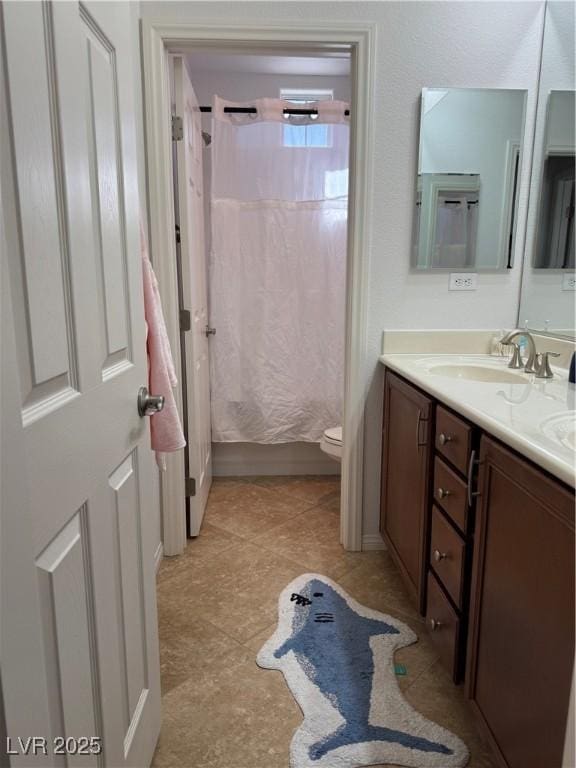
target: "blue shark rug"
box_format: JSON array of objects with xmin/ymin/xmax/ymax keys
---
[{"xmin": 257, "ymin": 574, "xmax": 469, "ymax": 768}]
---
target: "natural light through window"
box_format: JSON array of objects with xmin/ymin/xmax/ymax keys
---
[{"xmin": 280, "ymin": 89, "xmax": 333, "ymax": 148}]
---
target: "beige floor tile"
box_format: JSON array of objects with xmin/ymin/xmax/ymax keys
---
[
  {"xmin": 205, "ymin": 482, "xmax": 312, "ymax": 541},
  {"xmin": 158, "ymin": 541, "xmax": 306, "ymax": 644},
  {"xmin": 252, "ymin": 503, "xmax": 365, "ymax": 580},
  {"xmin": 253, "ymin": 505, "xmax": 366, "ymax": 579},
  {"xmin": 157, "ymin": 523, "xmax": 242, "ymax": 586},
  {"xmin": 386, "ymin": 614, "xmax": 440, "ymax": 693},
  {"xmin": 338, "ymin": 550, "xmax": 423, "ymax": 623},
  {"xmin": 154, "ymin": 475, "xmax": 494, "ymax": 768},
  {"xmin": 404, "ymin": 660, "xmax": 497, "ymax": 767},
  {"xmin": 159, "ymin": 616, "xmax": 242, "ymax": 695},
  {"xmin": 253, "ymin": 474, "xmax": 341, "ymax": 505},
  {"xmin": 152, "ymin": 645, "xmax": 300, "ymax": 768},
  {"xmin": 318, "ymin": 491, "xmax": 341, "ymax": 515},
  {"xmin": 205, "ymin": 477, "xmax": 254, "ymax": 504},
  {"xmin": 242, "ymin": 622, "xmax": 277, "ymax": 654}
]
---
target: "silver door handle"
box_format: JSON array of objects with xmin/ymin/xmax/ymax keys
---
[{"xmin": 138, "ymin": 386, "xmax": 165, "ymax": 417}]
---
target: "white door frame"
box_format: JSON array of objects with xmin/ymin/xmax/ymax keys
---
[{"xmin": 142, "ymin": 18, "xmax": 376, "ymax": 552}]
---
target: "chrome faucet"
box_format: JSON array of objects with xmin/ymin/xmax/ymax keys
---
[
  {"xmin": 499, "ymin": 330, "xmax": 538, "ymax": 374},
  {"xmin": 534, "ymin": 351, "xmax": 561, "ymax": 379}
]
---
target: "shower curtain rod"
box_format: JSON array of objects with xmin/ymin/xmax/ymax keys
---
[{"xmin": 199, "ymin": 105, "xmax": 350, "ymax": 116}]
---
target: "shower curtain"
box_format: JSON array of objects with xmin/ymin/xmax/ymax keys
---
[{"xmin": 209, "ymin": 96, "xmax": 349, "ymax": 443}]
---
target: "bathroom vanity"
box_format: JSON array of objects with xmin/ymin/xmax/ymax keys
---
[{"xmin": 379, "ymin": 353, "xmax": 575, "ymax": 768}]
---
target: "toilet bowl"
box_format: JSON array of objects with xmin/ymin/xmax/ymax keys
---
[{"xmin": 320, "ymin": 426, "xmax": 342, "ymax": 462}]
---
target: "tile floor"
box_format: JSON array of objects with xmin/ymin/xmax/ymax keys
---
[{"xmin": 152, "ymin": 476, "xmax": 496, "ymax": 768}]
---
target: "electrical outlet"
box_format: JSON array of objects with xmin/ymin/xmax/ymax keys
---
[
  {"xmin": 561, "ymin": 274, "xmax": 576, "ymax": 291},
  {"xmin": 449, "ymin": 273, "xmax": 478, "ymax": 291}
]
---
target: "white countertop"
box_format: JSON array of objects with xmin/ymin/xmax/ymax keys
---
[{"xmin": 379, "ymin": 353, "xmax": 576, "ymax": 488}]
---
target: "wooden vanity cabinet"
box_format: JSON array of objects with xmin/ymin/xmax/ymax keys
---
[
  {"xmin": 426, "ymin": 405, "xmax": 478, "ymax": 683},
  {"xmin": 380, "ymin": 367, "xmax": 575, "ymax": 768},
  {"xmin": 380, "ymin": 371, "xmax": 433, "ymax": 614},
  {"xmin": 466, "ymin": 435, "xmax": 575, "ymax": 768}
]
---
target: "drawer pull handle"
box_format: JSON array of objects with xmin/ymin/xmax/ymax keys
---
[
  {"xmin": 433, "ymin": 549, "xmax": 448, "ymax": 562},
  {"xmin": 438, "ymin": 433, "xmax": 452, "ymax": 446},
  {"xmin": 437, "ymin": 487, "xmax": 451, "ymax": 500},
  {"xmin": 416, "ymin": 411, "xmax": 428, "ymax": 448},
  {"xmin": 429, "ymin": 618, "xmax": 442, "ymax": 631},
  {"xmin": 467, "ymin": 449, "xmax": 481, "ymax": 507}
]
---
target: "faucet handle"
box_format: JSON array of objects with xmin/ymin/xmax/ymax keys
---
[
  {"xmin": 535, "ymin": 351, "xmax": 560, "ymax": 379},
  {"xmin": 507, "ymin": 343, "xmax": 524, "ymax": 370}
]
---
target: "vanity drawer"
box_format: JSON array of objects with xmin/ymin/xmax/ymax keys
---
[
  {"xmin": 433, "ymin": 457, "xmax": 468, "ymax": 532},
  {"xmin": 435, "ymin": 406, "xmax": 473, "ymax": 475},
  {"xmin": 426, "ymin": 571, "xmax": 462, "ymax": 683},
  {"xmin": 430, "ymin": 505, "xmax": 465, "ymax": 608}
]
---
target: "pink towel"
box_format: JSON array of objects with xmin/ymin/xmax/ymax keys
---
[{"xmin": 141, "ymin": 226, "xmax": 186, "ymax": 468}]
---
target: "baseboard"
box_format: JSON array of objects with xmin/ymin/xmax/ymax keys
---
[
  {"xmin": 362, "ymin": 533, "xmax": 386, "ymax": 551},
  {"xmin": 212, "ymin": 441, "xmax": 340, "ymax": 477},
  {"xmin": 154, "ymin": 541, "xmax": 164, "ymax": 573}
]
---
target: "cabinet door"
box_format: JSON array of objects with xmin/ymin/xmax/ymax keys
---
[
  {"xmin": 467, "ymin": 436, "xmax": 575, "ymax": 768},
  {"xmin": 380, "ymin": 371, "xmax": 433, "ymax": 612}
]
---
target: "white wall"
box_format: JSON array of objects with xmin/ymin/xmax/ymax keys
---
[
  {"xmin": 212, "ymin": 442, "xmax": 340, "ymax": 476},
  {"xmin": 141, "ymin": 1, "xmax": 545, "ymax": 541}
]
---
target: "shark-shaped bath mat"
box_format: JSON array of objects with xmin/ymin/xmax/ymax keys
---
[{"xmin": 257, "ymin": 574, "xmax": 469, "ymax": 768}]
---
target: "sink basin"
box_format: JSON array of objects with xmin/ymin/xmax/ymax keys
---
[
  {"xmin": 540, "ymin": 412, "xmax": 576, "ymax": 451},
  {"xmin": 428, "ymin": 364, "xmax": 528, "ymax": 384}
]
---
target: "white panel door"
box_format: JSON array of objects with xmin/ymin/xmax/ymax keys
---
[
  {"xmin": 174, "ymin": 58, "xmax": 213, "ymax": 536},
  {"xmin": 1, "ymin": 2, "xmax": 160, "ymax": 766}
]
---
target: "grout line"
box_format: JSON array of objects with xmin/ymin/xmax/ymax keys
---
[
  {"xmin": 205, "ymin": 501, "xmax": 316, "ymax": 543},
  {"xmin": 400, "ymin": 653, "xmax": 442, "ymax": 694}
]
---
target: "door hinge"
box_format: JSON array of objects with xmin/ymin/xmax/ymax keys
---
[
  {"xmin": 180, "ymin": 309, "xmax": 191, "ymax": 332},
  {"xmin": 172, "ymin": 115, "xmax": 183, "ymax": 141},
  {"xmin": 175, "ymin": 224, "xmax": 181, "ymax": 244},
  {"xmin": 185, "ymin": 477, "xmax": 196, "ymax": 497}
]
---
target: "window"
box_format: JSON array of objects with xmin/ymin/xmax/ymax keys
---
[{"xmin": 280, "ymin": 89, "xmax": 333, "ymax": 148}]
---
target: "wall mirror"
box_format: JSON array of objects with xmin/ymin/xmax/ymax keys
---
[
  {"xmin": 412, "ymin": 87, "xmax": 527, "ymax": 271},
  {"xmin": 533, "ymin": 90, "xmax": 575, "ymax": 269},
  {"xmin": 519, "ymin": 0, "xmax": 575, "ymax": 338}
]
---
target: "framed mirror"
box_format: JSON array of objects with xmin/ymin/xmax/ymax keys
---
[
  {"xmin": 519, "ymin": 0, "xmax": 575, "ymax": 337},
  {"xmin": 412, "ymin": 88, "xmax": 527, "ymax": 271}
]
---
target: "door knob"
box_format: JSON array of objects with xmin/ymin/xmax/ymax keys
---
[
  {"xmin": 438, "ymin": 433, "xmax": 452, "ymax": 446},
  {"xmin": 137, "ymin": 386, "xmax": 165, "ymax": 417},
  {"xmin": 429, "ymin": 618, "xmax": 442, "ymax": 632}
]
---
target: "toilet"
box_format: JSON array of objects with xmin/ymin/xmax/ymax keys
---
[{"xmin": 320, "ymin": 426, "xmax": 342, "ymax": 462}]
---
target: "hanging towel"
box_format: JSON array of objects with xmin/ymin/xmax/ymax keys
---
[{"xmin": 141, "ymin": 225, "xmax": 186, "ymax": 468}]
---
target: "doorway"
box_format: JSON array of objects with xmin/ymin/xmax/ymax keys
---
[
  {"xmin": 143, "ymin": 20, "xmax": 376, "ymax": 555},
  {"xmin": 173, "ymin": 50, "xmax": 351, "ymax": 538}
]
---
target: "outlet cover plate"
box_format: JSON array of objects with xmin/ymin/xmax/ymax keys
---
[
  {"xmin": 449, "ymin": 273, "xmax": 478, "ymax": 291},
  {"xmin": 561, "ymin": 273, "xmax": 576, "ymax": 291}
]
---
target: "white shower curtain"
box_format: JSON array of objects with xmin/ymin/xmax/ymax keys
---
[{"xmin": 209, "ymin": 96, "xmax": 349, "ymax": 443}]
